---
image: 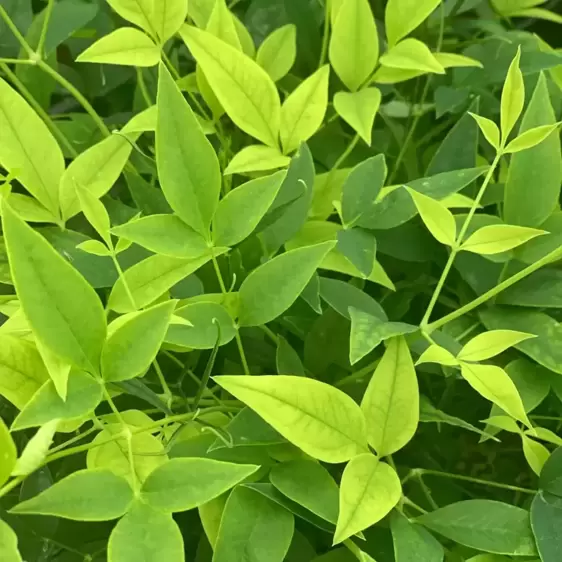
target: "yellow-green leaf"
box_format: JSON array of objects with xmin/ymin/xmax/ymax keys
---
[
  {"xmin": 434, "ymin": 52, "xmax": 483, "ymax": 69},
  {"xmin": 7, "ymin": 194, "xmax": 58, "ymax": 224},
  {"xmin": 76, "ymin": 186, "xmax": 111, "ymax": 246},
  {"xmin": 0, "ymin": 417, "xmax": 16, "ymax": 487},
  {"xmin": 206, "ymin": 0, "xmax": 241, "ymax": 49},
  {"xmin": 380, "ymin": 38, "xmax": 445, "ymax": 75},
  {"xmin": 334, "ymin": 88, "xmax": 382, "ymax": 146},
  {"xmin": 232, "ymin": 13, "xmax": 255, "ymax": 56},
  {"xmin": 0, "ymin": 518, "xmax": 22, "ymax": 562},
  {"xmin": 522, "ymin": 435, "xmax": 550, "ymax": 476},
  {"xmin": 469, "ymin": 112, "xmax": 501, "ymax": 150},
  {"xmin": 504, "ymin": 123, "xmax": 561, "ymax": 154},
  {"xmin": 385, "ymin": 0, "xmax": 441, "ymax": 46},
  {"xmin": 458, "ymin": 330, "xmax": 536, "ymax": 362},
  {"xmin": 256, "ymin": 24, "xmax": 297, "ymax": 82},
  {"xmin": 224, "ymin": 145, "xmax": 290, "ymax": 175},
  {"xmin": 12, "ymin": 420, "xmax": 58, "ymax": 476},
  {"xmin": 373, "ymin": 66, "xmax": 426, "ymax": 84},
  {"xmin": 416, "ymin": 344, "xmax": 458, "ymax": 366},
  {"xmin": 501, "ymin": 48, "xmax": 524, "ymax": 142},
  {"xmin": 152, "ymin": 0, "xmax": 188, "ymax": 43},
  {"xmin": 460, "ymin": 224, "xmax": 546, "ymax": 255},
  {"xmin": 106, "ymin": 0, "xmax": 154, "ymax": 38}
]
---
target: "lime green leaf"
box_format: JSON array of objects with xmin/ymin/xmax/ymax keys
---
[
  {"xmin": 458, "ymin": 330, "xmax": 536, "ymax": 362},
  {"xmin": 385, "ymin": 0, "xmax": 441, "ymax": 46},
  {"xmin": 77, "ymin": 28, "xmax": 160, "ymax": 66},
  {"xmin": 0, "ymin": 77, "xmax": 64, "ymax": 216},
  {"xmin": 459, "ymin": 362, "xmax": 531, "ymax": 427},
  {"xmin": 0, "ymin": 417, "xmax": 16, "ymax": 487},
  {"xmin": 121, "ymin": 105, "xmax": 157, "ymax": 134},
  {"xmin": 213, "ymin": 170, "xmax": 286, "ymax": 247},
  {"xmin": 334, "ymin": 88, "xmax": 382, "ymax": 146},
  {"xmin": 76, "ymin": 240, "xmax": 112, "ymax": 257},
  {"xmin": 460, "ymin": 224, "xmax": 546, "ymax": 255},
  {"xmin": 505, "ymin": 123, "xmax": 561, "ymax": 153},
  {"xmin": 391, "ymin": 510, "xmax": 444, "ymax": 562},
  {"xmin": 373, "ymin": 66, "xmax": 426, "ymax": 84},
  {"xmin": 484, "ymin": 415, "xmax": 521, "ymax": 434},
  {"xmin": 406, "ymin": 188, "xmax": 456, "ymax": 246},
  {"xmin": 435, "ymin": 52, "xmax": 483, "ymax": 68},
  {"xmin": 280, "ymin": 65, "xmax": 330, "ymax": 155},
  {"xmin": 7, "ymin": 194, "xmax": 58, "ymax": 224},
  {"xmin": 214, "ymin": 375, "xmax": 368, "ymax": 463},
  {"xmin": 329, "ymin": 0, "xmax": 378, "ymax": 91},
  {"xmin": 381, "ymin": 39, "xmax": 445, "ymax": 75},
  {"xmin": 180, "ymin": 25, "xmax": 281, "ymax": 147},
  {"xmin": 522, "ymin": 435, "xmax": 550, "ymax": 476},
  {"xmin": 141, "ymin": 458, "xmax": 259, "ymax": 512},
  {"xmin": 512, "ymin": 7, "xmax": 562, "ymax": 22},
  {"xmin": 337, "ymin": 228, "xmax": 377, "ymax": 277},
  {"xmin": 224, "ymin": 145, "xmax": 290, "ymax": 175},
  {"xmin": 156, "ymin": 63, "xmax": 220, "ymax": 237},
  {"xmin": 11, "ymin": 420, "xmax": 58, "ymax": 476},
  {"xmin": 2, "ymin": 202, "xmax": 106, "ymax": 372},
  {"xmin": 12, "ymin": 469, "xmax": 133, "ymax": 521},
  {"xmin": 238, "ymin": 241, "xmax": 335, "ymax": 326},
  {"xmin": 152, "ymin": 0, "xmax": 188, "ymax": 43},
  {"xmin": 0, "ymin": 519, "xmax": 22, "ymax": 562},
  {"xmin": 102, "ymin": 301, "xmax": 175, "ymax": 382},
  {"xmin": 335, "ymin": 454, "xmax": 401, "ymax": 544},
  {"xmin": 111, "ymin": 215, "xmax": 208, "ymax": 258},
  {"xmin": 206, "ymin": 0, "xmax": 241, "ymax": 49},
  {"xmin": 256, "ymin": 24, "xmax": 297, "ymax": 82},
  {"xmin": 361, "ymin": 337, "xmax": 419, "ymax": 455},
  {"xmin": 232, "ymin": 13, "xmax": 255, "ymax": 56},
  {"xmin": 500, "ymin": 48, "xmax": 524, "ymax": 142},
  {"xmin": 416, "ymin": 344, "xmax": 458, "ymax": 366},
  {"xmin": 199, "ymin": 495, "xmax": 227, "ymax": 549},
  {"xmin": 106, "ymin": 0, "xmax": 153, "ymax": 38},
  {"xmin": 527, "ymin": 427, "xmax": 562, "ymax": 447},
  {"xmin": 76, "ymin": 185, "xmax": 111, "ymax": 246}
]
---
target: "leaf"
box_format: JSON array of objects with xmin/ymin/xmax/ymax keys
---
[
  {"xmin": 77, "ymin": 240, "xmax": 112, "ymax": 257},
  {"xmin": 459, "ymin": 362, "xmax": 531, "ymax": 427},
  {"xmin": 416, "ymin": 344, "xmax": 458, "ymax": 366},
  {"xmin": 0, "ymin": 77, "xmax": 64, "ymax": 216},
  {"xmin": 213, "ymin": 485, "xmax": 294, "ymax": 562},
  {"xmin": 12, "ymin": 419, "xmax": 58, "ymax": 476},
  {"xmin": 225, "ymin": 145, "xmax": 290, "ymax": 175},
  {"xmin": 0, "ymin": 417, "xmax": 16, "ymax": 487},
  {"xmin": 277, "ymin": 337, "xmax": 306, "ymax": 377},
  {"xmin": 156, "ymin": 63, "xmax": 220, "ymax": 237},
  {"xmin": 337, "ymin": 228, "xmax": 377, "ymax": 278},
  {"xmin": 361, "ymin": 337, "xmax": 419, "ymax": 456},
  {"xmin": 334, "ymin": 88, "xmax": 382, "ymax": 146},
  {"xmin": 391, "ymin": 510, "xmax": 444, "ymax": 562},
  {"xmin": 505, "ymin": 123, "xmax": 561, "ymax": 154},
  {"xmin": 469, "ymin": 113, "xmax": 501, "ymax": 150},
  {"xmin": 406, "ymin": 188, "xmax": 456, "ymax": 246},
  {"xmin": 434, "ymin": 52, "xmax": 483, "ymax": 69},
  {"xmin": 106, "ymin": 0, "xmax": 153, "ymax": 37},
  {"xmin": 380, "ymin": 39, "xmax": 445, "ymax": 75},
  {"xmin": 7, "ymin": 193, "xmax": 58, "ymax": 224},
  {"xmin": 540, "ymin": 446, "xmax": 562, "ymax": 496},
  {"xmin": 522, "ymin": 435, "xmax": 550, "ymax": 476},
  {"xmin": 458, "ymin": 330, "xmax": 536, "ymax": 362},
  {"xmin": 531, "ymin": 492, "xmax": 562, "ymax": 562},
  {"xmin": 0, "ymin": 519, "xmax": 22, "ymax": 562},
  {"xmin": 419, "ymin": 500, "xmax": 537, "ymax": 556},
  {"xmin": 460, "ymin": 225, "xmax": 546, "ymax": 255},
  {"xmin": 334, "ymin": 454, "xmax": 401, "ymax": 544},
  {"xmin": 12, "ymin": 468, "xmax": 133, "ymax": 521},
  {"xmin": 214, "ymin": 375, "xmax": 368, "ymax": 463},
  {"xmin": 280, "ymin": 66, "xmax": 330, "ymax": 155},
  {"xmin": 213, "ymin": 170, "xmax": 286, "ymax": 247},
  {"xmin": 500, "ymin": 48, "xmax": 524, "ymax": 141},
  {"xmin": 2, "ymin": 201, "xmax": 107, "ymax": 372},
  {"xmin": 238, "ymin": 241, "xmax": 335, "ymax": 326},
  {"xmin": 108, "ymin": 500, "xmax": 183, "ymax": 562},
  {"xmin": 206, "ymin": 0, "xmax": 241, "ymax": 50},
  {"xmin": 102, "ymin": 301, "xmax": 175, "ymax": 382},
  {"xmin": 257, "ymin": 24, "xmax": 297, "ymax": 82},
  {"xmin": 76, "ymin": 185, "xmax": 111, "ymax": 246},
  {"xmin": 77, "ymin": 27, "xmax": 160, "ymax": 66},
  {"xmin": 385, "ymin": 0, "xmax": 441, "ymax": 46},
  {"xmin": 152, "ymin": 0, "xmax": 188, "ymax": 43},
  {"xmin": 180, "ymin": 25, "xmax": 281, "ymax": 147}
]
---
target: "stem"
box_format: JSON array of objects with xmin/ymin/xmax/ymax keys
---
[
  {"xmin": 136, "ymin": 67, "xmax": 153, "ymax": 107},
  {"xmin": 0, "ymin": 476, "xmax": 25, "ymax": 500},
  {"xmin": 402, "ymin": 496, "xmax": 428, "ymax": 514},
  {"xmin": 111, "ymin": 253, "xmax": 137, "ymax": 311},
  {"xmin": 318, "ymin": 0, "xmax": 330, "ymax": 67},
  {"xmin": 48, "ymin": 426, "xmax": 97, "ymax": 455},
  {"xmin": 261, "ymin": 325, "xmax": 279, "ymax": 345},
  {"xmin": 153, "ymin": 358, "xmax": 173, "ymax": 405},
  {"xmin": 37, "ymin": 0, "xmax": 55, "ymax": 56},
  {"xmin": 0, "ymin": 5, "xmax": 34, "ymax": 57}
]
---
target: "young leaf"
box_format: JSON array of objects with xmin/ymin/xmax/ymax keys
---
[
  {"xmin": 434, "ymin": 52, "xmax": 483, "ymax": 69},
  {"xmin": 238, "ymin": 241, "xmax": 335, "ymax": 326},
  {"xmin": 380, "ymin": 39, "xmax": 445, "ymax": 75},
  {"xmin": 0, "ymin": 518, "xmax": 22, "ymax": 562},
  {"xmin": 329, "ymin": 0, "xmax": 379, "ymax": 91},
  {"xmin": 180, "ymin": 25, "xmax": 281, "ymax": 147},
  {"xmin": 416, "ymin": 344, "xmax": 458, "ymax": 366},
  {"xmin": 336, "ymin": 228, "xmax": 377, "ymax": 278},
  {"xmin": 280, "ymin": 65, "xmax": 330, "ymax": 155},
  {"xmin": 206, "ymin": 0, "xmax": 241, "ymax": 49},
  {"xmin": 11, "ymin": 419, "xmax": 58, "ymax": 476},
  {"xmin": 458, "ymin": 330, "xmax": 536, "ymax": 362},
  {"xmin": 460, "ymin": 224, "xmax": 546, "ymax": 255},
  {"xmin": 469, "ymin": 113, "xmax": 501, "ymax": 150},
  {"xmin": 11, "ymin": 469, "xmax": 133, "ymax": 521},
  {"xmin": 500, "ymin": 48, "xmax": 524, "ymax": 142},
  {"xmin": 76, "ymin": 240, "xmax": 112, "ymax": 257},
  {"xmin": 214, "ymin": 375, "xmax": 368, "ymax": 463},
  {"xmin": 522, "ymin": 435, "xmax": 550, "ymax": 476},
  {"xmin": 77, "ymin": 27, "xmax": 160, "ymax": 66},
  {"xmin": 406, "ymin": 188, "xmax": 456, "ymax": 246},
  {"xmin": 334, "ymin": 454, "xmax": 401, "ymax": 544},
  {"xmin": 505, "ymin": 123, "xmax": 560, "ymax": 154},
  {"xmin": 361, "ymin": 337, "xmax": 419, "ymax": 456},
  {"xmin": 106, "ymin": 0, "xmax": 153, "ymax": 37},
  {"xmin": 2, "ymin": 201, "xmax": 107, "ymax": 372},
  {"xmin": 391, "ymin": 510, "xmax": 445, "ymax": 562},
  {"xmin": 7, "ymin": 194, "xmax": 58, "ymax": 224},
  {"xmin": 0, "ymin": 417, "xmax": 16, "ymax": 487},
  {"xmin": 76, "ymin": 185, "xmax": 111, "ymax": 246},
  {"xmin": 156, "ymin": 63, "xmax": 221, "ymax": 237},
  {"xmin": 256, "ymin": 24, "xmax": 297, "ymax": 82},
  {"xmin": 152, "ymin": 0, "xmax": 188, "ymax": 43},
  {"xmin": 385, "ymin": 0, "xmax": 441, "ymax": 46},
  {"xmin": 141, "ymin": 458, "xmax": 259, "ymax": 512},
  {"xmin": 225, "ymin": 145, "xmax": 290, "ymax": 175},
  {"xmin": 213, "ymin": 170, "xmax": 286, "ymax": 247},
  {"xmin": 334, "ymin": 88, "xmax": 382, "ymax": 146}
]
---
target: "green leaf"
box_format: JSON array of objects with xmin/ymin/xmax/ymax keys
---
[
  {"xmin": 102, "ymin": 301, "xmax": 175, "ymax": 382},
  {"xmin": 180, "ymin": 25, "xmax": 281, "ymax": 147},
  {"xmin": 337, "ymin": 228, "xmax": 377, "ymax": 277},
  {"xmin": 416, "ymin": 344, "xmax": 458, "ymax": 366},
  {"xmin": 460, "ymin": 225, "xmax": 546, "ymax": 254},
  {"xmin": 76, "ymin": 185, "xmax": 111, "ymax": 246},
  {"xmin": 540, "ymin": 447, "xmax": 562, "ymax": 496},
  {"xmin": 225, "ymin": 145, "xmax": 290, "ymax": 175},
  {"xmin": 0, "ymin": 77, "xmax": 64, "ymax": 216},
  {"xmin": 469, "ymin": 113, "xmax": 501, "ymax": 150},
  {"xmin": 434, "ymin": 52, "xmax": 483, "ymax": 69},
  {"xmin": 206, "ymin": 0, "xmax": 241, "ymax": 49},
  {"xmin": 2, "ymin": 201, "xmax": 107, "ymax": 372},
  {"xmin": 7, "ymin": 194, "xmax": 58, "ymax": 224},
  {"xmin": 156, "ymin": 63, "xmax": 220, "ymax": 237},
  {"xmin": 361, "ymin": 337, "xmax": 419, "ymax": 455},
  {"xmin": 141, "ymin": 458, "xmax": 259, "ymax": 512},
  {"xmin": 334, "ymin": 88, "xmax": 382, "ymax": 146},
  {"xmin": 112, "ymin": 215, "xmax": 208, "ymax": 258},
  {"xmin": 77, "ymin": 27, "xmax": 160, "ymax": 66},
  {"xmin": 391, "ymin": 510, "xmax": 444, "ymax": 562},
  {"xmin": 531, "ymin": 492, "xmax": 562, "ymax": 562},
  {"xmin": 11, "ymin": 419, "xmax": 58, "ymax": 477},
  {"xmin": 257, "ymin": 24, "xmax": 297, "ymax": 82},
  {"xmin": 458, "ymin": 330, "xmax": 536, "ymax": 362},
  {"xmin": 152, "ymin": 0, "xmax": 188, "ymax": 43},
  {"xmin": 76, "ymin": 240, "xmax": 112, "ymax": 257},
  {"xmin": 214, "ymin": 375, "xmax": 368, "ymax": 463},
  {"xmin": 385, "ymin": 0, "xmax": 441, "ymax": 46},
  {"xmin": 0, "ymin": 519, "xmax": 22, "ymax": 562},
  {"xmin": 0, "ymin": 417, "xmax": 16, "ymax": 487},
  {"xmin": 459, "ymin": 362, "xmax": 531, "ymax": 426},
  {"xmin": 213, "ymin": 170, "xmax": 286, "ymax": 247},
  {"xmin": 280, "ymin": 66, "xmax": 330, "ymax": 155},
  {"xmin": 238, "ymin": 241, "xmax": 335, "ymax": 326},
  {"xmin": 329, "ymin": 0, "xmax": 379, "ymax": 91},
  {"xmin": 500, "ymin": 48, "xmax": 524, "ymax": 142},
  {"xmin": 108, "ymin": 500, "xmax": 183, "ymax": 562},
  {"xmin": 214, "ymin": 485, "xmax": 294, "ymax": 562},
  {"xmin": 505, "ymin": 123, "xmax": 561, "ymax": 154},
  {"xmin": 380, "ymin": 39, "xmax": 445, "ymax": 75},
  {"xmin": 12, "ymin": 469, "xmax": 133, "ymax": 520},
  {"xmin": 522, "ymin": 435, "xmax": 550, "ymax": 476},
  {"xmin": 106, "ymin": 0, "xmax": 153, "ymax": 38},
  {"xmin": 334, "ymin": 454, "xmax": 401, "ymax": 544},
  {"xmin": 12, "ymin": 370, "xmax": 102, "ymax": 430},
  {"xmin": 276, "ymin": 337, "xmax": 306, "ymax": 376},
  {"xmin": 406, "ymin": 188, "xmax": 456, "ymax": 246}
]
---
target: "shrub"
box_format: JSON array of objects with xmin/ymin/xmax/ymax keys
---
[{"xmin": 0, "ymin": 0, "xmax": 561, "ymax": 561}]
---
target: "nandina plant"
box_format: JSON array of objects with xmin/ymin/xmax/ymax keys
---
[{"xmin": 0, "ymin": 0, "xmax": 561, "ymax": 561}]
